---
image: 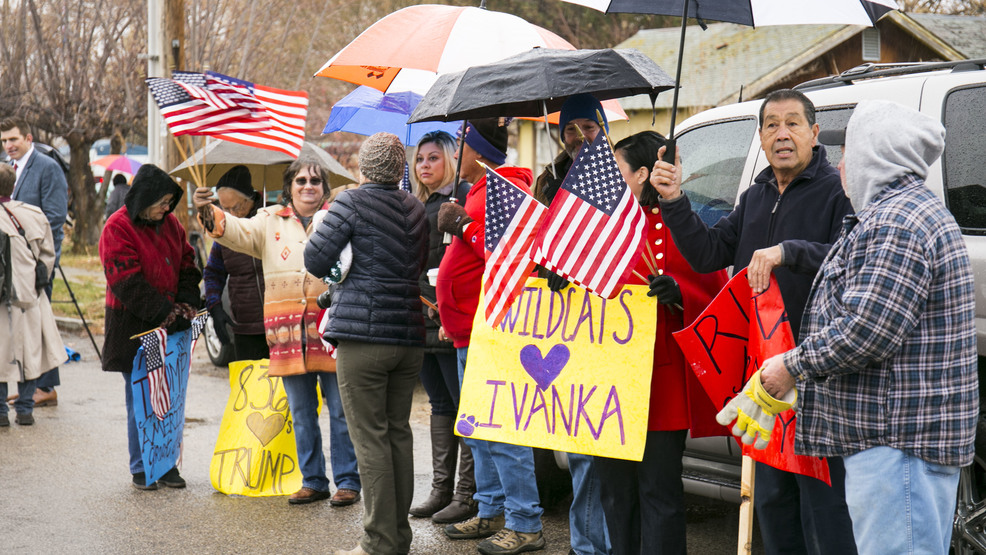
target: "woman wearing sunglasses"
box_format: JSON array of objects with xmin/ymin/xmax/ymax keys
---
[{"xmin": 192, "ymin": 158, "xmax": 362, "ymax": 507}]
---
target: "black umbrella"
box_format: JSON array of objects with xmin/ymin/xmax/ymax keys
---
[
  {"xmin": 408, "ymin": 47, "xmax": 675, "ymax": 123},
  {"xmin": 559, "ymin": 0, "xmax": 900, "ymax": 161}
]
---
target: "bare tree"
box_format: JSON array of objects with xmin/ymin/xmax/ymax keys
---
[{"xmin": 0, "ymin": 0, "xmax": 146, "ymax": 250}]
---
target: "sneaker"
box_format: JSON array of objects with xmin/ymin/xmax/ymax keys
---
[
  {"xmin": 158, "ymin": 467, "xmax": 186, "ymax": 488},
  {"xmin": 444, "ymin": 514, "xmax": 505, "ymax": 540},
  {"xmin": 15, "ymin": 412, "xmax": 34, "ymax": 425},
  {"xmin": 132, "ymin": 472, "xmax": 160, "ymax": 491},
  {"xmin": 0, "ymin": 413, "xmax": 8, "ymax": 427},
  {"xmin": 477, "ymin": 528, "xmax": 545, "ymax": 555}
]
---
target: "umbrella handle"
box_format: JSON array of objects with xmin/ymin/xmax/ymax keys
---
[{"xmin": 661, "ymin": 138, "xmax": 677, "ymax": 165}]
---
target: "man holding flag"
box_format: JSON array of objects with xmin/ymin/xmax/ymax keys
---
[
  {"xmin": 650, "ymin": 89, "xmax": 856, "ymax": 554},
  {"xmin": 436, "ymin": 119, "xmax": 546, "ymax": 555}
]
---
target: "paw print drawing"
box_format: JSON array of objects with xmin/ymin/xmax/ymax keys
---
[{"xmin": 456, "ymin": 414, "xmax": 477, "ymax": 437}]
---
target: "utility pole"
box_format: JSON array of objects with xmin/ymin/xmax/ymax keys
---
[{"xmin": 146, "ymin": 0, "xmax": 165, "ymax": 167}]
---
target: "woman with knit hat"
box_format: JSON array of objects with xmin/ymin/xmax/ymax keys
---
[
  {"xmin": 201, "ymin": 165, "xmax": 268, "ymax": 361},
  {"xmin": 192, "ymin": 158, "xmax": 362, "ymax": 507},
  {"xmin": 305, "ymin": 132, "xmax": 429, "ymax": 555},
  {"xmin": 99, "ymin": 163, "xmax": 202, "ymax": 490}
]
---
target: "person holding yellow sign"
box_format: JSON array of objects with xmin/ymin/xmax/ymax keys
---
[
  {"xmin": 594, "ymin": 131, "xmax": 728, "ymax": 555},
  {"xmin": 193, "ymin": 158, "xmax": 361, "ymax": 507}
]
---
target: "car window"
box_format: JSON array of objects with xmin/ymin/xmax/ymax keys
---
[
  {"xmin": 677, "ymin": 118, "xmax": 757, "ymax": 226},
  {"xmin": 943, "ymin": 85, "xmax": 986, "ymax": 234},
  {"xmin": 816, "ymin": 106, "xmax": 854, "ymax": 168}
]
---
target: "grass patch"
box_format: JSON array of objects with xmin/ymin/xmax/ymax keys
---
[
  {"xmin": 52, "ymin": 232, "xmax": 106, "ymax": 332},
  {"xmin": 51, "ymin": 270, "xmax": 105, "ymax": 334}
]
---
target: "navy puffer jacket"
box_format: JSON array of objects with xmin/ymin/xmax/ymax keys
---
[{"xmin": 305, "ymin": 182, "xmax": 429, "ymax": 346}]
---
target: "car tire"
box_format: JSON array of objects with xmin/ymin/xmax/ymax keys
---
[
  {"xmin": 204, "ymin": 314, "xmax": 234, "ymax": 367},
  {"xmin": 952, "ymin": 399, "xmax": 986, "ymax": 555}
]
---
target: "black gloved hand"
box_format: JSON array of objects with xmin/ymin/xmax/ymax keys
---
[
  {"xmin": 167, "ymin": 316, "xmax": 192, "ymax": 335},
  {"xmin": 648, "ymin": 274, "xmax": 682, "ymax": 307},
  {"xmin": 209, "ymin": 305, "xmax": 232, "ymax": 345},
  {"xmin": 546, "ymin": 271, "xmax": 569, "ymax": 292},
  {"xmin": 437, "ymin": 202, "xmax": 473, "ymax": 239},
  {"xmin": 317, "ymin": 289, "xmax": 333, "ymax": 310}
]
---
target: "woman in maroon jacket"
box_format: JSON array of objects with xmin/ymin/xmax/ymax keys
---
[
  {"xmin": 99, "ymin": 164, "xmax": 201, "ymax": 491},
  {"xmin": 595, "ymin": 131, "xmax": 728, "ymax": 554},
  {"xmin": 202, "ymin": 165, "xmax": 268, "ymax": 361}
]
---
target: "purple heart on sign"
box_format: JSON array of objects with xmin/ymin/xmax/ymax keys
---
[{"xmin": 520, "ymin": 344, "xmax": 570, "ymax": 391}]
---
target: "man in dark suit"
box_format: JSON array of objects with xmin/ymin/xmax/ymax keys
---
[{"xmin": 1, "ymin": 118, "xmax": 69, "ymax": 406}]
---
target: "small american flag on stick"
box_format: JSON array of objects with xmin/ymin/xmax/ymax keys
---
[
  {"xmin": 532, "ymin": 132, "xmax": 645, "ymax": 299},
  {"xmin": 139, "ymin": 328, "xmax": 171, "ymax": 421},
  {"xmin": 483, "ymin": 166, "xmax": 547, "ymax": 327}
]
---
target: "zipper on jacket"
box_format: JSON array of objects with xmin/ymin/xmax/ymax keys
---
[{"xmin": 766, "ymin": 190, "xmax": 783, "ymax": 244}]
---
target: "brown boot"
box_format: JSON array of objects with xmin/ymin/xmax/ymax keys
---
[
  {"xmin": 432, "ymin": 437, "xmax": 479, "ymax": 523},
  {"xmin": 409, "ymin": 414, "xmax": 456, "ymax": 517}
]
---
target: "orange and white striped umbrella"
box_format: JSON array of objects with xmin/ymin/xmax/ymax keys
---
[{"xmin": 314, "ymin": 4, "xmax": 575, "ymax": 94}]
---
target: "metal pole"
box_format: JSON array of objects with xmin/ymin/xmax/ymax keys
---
[
  {"xmin": 146, "ymin": 0, "xmax": 165, "ymax": 167},
  {"xmin": 661, "ymin": 0, "xmax": 690, "ymax": 164},
  {"xmin": 55, "ymin": 263, "xmax": 101, "ymax": 361}
]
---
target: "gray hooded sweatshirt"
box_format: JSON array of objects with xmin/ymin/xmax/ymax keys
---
[{"xmin": 844, "ymin": 99, "xmax": 946, "ymax": 211}]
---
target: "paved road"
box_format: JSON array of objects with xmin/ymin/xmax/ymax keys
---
[{"xmin": 0, "ymin": 331, "xmax": 758, "ymax": 554}]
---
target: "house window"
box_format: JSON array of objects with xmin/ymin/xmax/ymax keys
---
[{"xmin": 862, "ymin": 28, "xmax": 881, "ymax": 61}]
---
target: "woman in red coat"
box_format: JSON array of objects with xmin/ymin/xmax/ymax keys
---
[
  {"xmin": 593, "ymin": 131, "xmax": 728, "ymax": 554},
  {"xmin": 99, "ymin": 164, "xmax": 202, "ymax": 490}
]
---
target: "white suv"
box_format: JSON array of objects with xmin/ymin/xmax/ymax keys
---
[{"xmin": 672, "ymin": 59, "xmax": 986, "ymax": 554}]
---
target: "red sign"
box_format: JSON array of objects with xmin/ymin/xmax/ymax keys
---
[{"xmin": 673, "ymin": 269, "xmax": 830, "ymax": 484}]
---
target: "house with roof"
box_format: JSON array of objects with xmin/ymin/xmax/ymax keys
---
[{"xmin": 514, "ymin": 12, "xmax": 986, "ymax": 171}]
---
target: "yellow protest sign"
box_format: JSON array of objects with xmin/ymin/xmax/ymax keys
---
[
  {"xmin": 457, "ymin": 279, "xmax": 656, "ymax": 461},
  {"xmin": 211, "ymin": 359, "xmax": 316, "ymax": 496}
]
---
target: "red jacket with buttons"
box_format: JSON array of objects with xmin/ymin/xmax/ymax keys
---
[
  {"xmin": 634, "ymin": 206, "xmax": 729, "ymax": 435},
  {"xmin": 436, "ymin": 166, "xmax": 534, "ymax": 348}
]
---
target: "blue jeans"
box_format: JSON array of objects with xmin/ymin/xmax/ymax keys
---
[
  {"xmin": 754, "ymin": 458, "xmax": 856, "ymax": 554},
  {"xmin": 123, "ymin": 372, "xmax": 143, "ymax": 474},
  {"xmin": 281, "ymin": 372, "xmax": 361, "ymax": 493},
  {"xmin": 0, "ymin": 379, "xmax": 37, "ymax": 416},
  {"xmin": 457, "ymin": 347, "xmax": 543, "ymax": 533},
  {"xmin": 844, "ymin": 446, "xmax": 960, "ymax": 554},
  {"xmin": 419, "ymin": 350, "xmax": 460, "ymax": 416},
  {"xmin": 568, "ymin": 452, "xmax": 611, "ymax": 555},
  {"xmin": 35, "ymin": 368, "xmax": 59, "ymax": 389}
]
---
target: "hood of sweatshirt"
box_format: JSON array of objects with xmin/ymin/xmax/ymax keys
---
[{"xmin": 844, "ymin": 99, "xmax": 945, "ymax": 211}]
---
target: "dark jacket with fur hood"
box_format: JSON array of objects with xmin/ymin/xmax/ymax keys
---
[{"xmin": 99, "ymin": 164, "xmax": 202, "ymax": 372}]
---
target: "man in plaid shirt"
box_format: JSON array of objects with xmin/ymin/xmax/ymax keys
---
[{"xmin": 760, "ymin": 99, "xmax": 978, "ymax": 555}]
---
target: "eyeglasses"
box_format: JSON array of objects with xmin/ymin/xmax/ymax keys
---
[
  {"xmin": 151, "ymin": 197, "xmax": 172, "ymax": 209},
  {"xmin": 294, "ymin": 177, "xmax": 323, "ymax": 187}
]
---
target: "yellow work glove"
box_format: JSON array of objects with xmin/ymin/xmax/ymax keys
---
[{"xmin": 715, "ymin": 370, "xmax": 797, "ymax": 450}]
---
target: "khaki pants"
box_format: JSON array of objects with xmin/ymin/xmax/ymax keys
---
[{"xmin": 336, "ymin": 340, "xmax": 423, "ymax": 555}]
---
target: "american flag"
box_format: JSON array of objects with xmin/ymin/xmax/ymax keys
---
[
  {"xmin": 147, "ymin": 72, "xmax": 270, "ymax": 136},
  {"xmin": 139, "ymin": 328, "xmax": 171, "ymax": 421},
  {"xmin": 532, "ymin": 132, "xmax": 645, "ymax": 299},
  {"xmin": 200, "ymin": 71, "xmax": 309, "ymax": 158},
  {"xmin": 399, "ymin": 162, "xmax": 411, "ymax": 193},
  {"xmin": 189, "ymin": 311, "xmax": 208, "ymax": 354},
  {"xmin": 484, "ymin": 167, "xmax": 547, "ymax": 327}
]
